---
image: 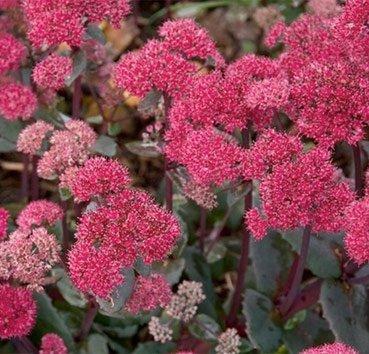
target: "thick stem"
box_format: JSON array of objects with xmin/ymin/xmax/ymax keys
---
[
  {"xmin": 21, "ymin": 154, "xmax": 30, "ymax": 200},
  {"xmin": 226, "ymin": 126, "xmax": 252, "ymax": 326},
  {"xmin": 72, "ymin": 76, "xmax": 82, "ymax": 119},
  {"xmin": 347, "ymin": 273, "xmax": 369, "ymax": 285},
  {"xmin": 75, "ymin": 298, "xmax": 99, "ymax": 342},
  {"xmin": 353, "ymin": 143, "xmax": 364, "ymax": 198},
  {"xmin": 61, "ymin": 201, "xmax": 69, "ymax": 259},
  {"xmin": 11, "ymin": 337, "xmax": 38, "ymax": 354},
  {"xmin": 199, "ymin": 207, "xmax": 207, "ymax": 253},
  {"xmin": 30, "ymin": 155, "xmax": 39, "ymax": 201},
  {"xmin": 278, "ymin": 225, "xmax": 312, "ymax": 316},
  {"xmin": 163, "ymin": 94, "xmax": 173, "ymax": 211}
]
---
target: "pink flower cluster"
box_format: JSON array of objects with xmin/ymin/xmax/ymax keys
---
[
  {"xmin": 0, "ymin": 82, "xmax": 37, "ymax": 120},
  {"xmin": 245, "ymin": 139, "xmax": 354, "ymax": 240},
  {"xmin": 32, "ymin": 54, "xmax": 73, "ymax": 91},
  {"xmin": 125, "ymin": 274, "xmax": 172, "ymax": 314},
  {"xmin": 0, "ymin": 207, "xmax": 9, "ymax": 239},
  {"xmin": 16, "ymin": 200, "xmax": 63, "ymax": 230},
  {"xmin": 68, "ymin": 158, "xmax": 180, "ymax": 298},
  {"xmin": 22, "ymin": 0, "xmax": 131, "ymax": 49},
  {"xmin": 0, "ymin": 33, "xmax": 26, "ymax": 75},
  {"xmin": 301, "ymin": 342, "xmax": 358, "ymax": 354},
  {"xmin": 0, "ymin": 284, "xmax": 36, "ymax": 339},
  {"xmin": 0, "ymin": 227, "xmax": 60, "ymax": 290},
  {"xmin": 36, "ymin": 120, "xmax": 97, "ymax": 180},
  {"xmin": 40, "ymin": 333, "xmax": 68, "ymax": 354}
]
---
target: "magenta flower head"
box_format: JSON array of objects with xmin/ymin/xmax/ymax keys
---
[
  {"xmin": 0, "ymin": 284, "xmax": 36, "ymax": 339},
  {"xmin": 17, "ymin": 121, "xmax": 54, "ymax": 156},
  {"xmin": 0, "ymin": 33, "xmax": 26, "ymax": 75},
  {"xmin": 17, "ymin": 200, "xmax": 63, "ymax": 231},
  {"xmin": 40, "ymin": 333, "xmax": 67, "ymax": 354},
  {"xmin": 125, "ymin": 274, "xmax": 172, "ymax": 314},
  {"xmin": 344, "ymin": 198, "xmax": 369, "ymax": 265},
  {"xmin": 246, "ymin": 148, "xmax": 355, "ymax": 240},
  {"xmin": 0, "ymin": 82, "xmax": 37, "ymax": 120},
  {"xmin": 300, "ymin": 342, "xmax": 358, "ymax": 354},
  {"xmin": 32, "ymin": 53, "xmax": 73, "ymax": 91},
  {"xmin": 70, "ymin": 157, "xmax": 131, "ymax": 202},
  {"xmin": 0, "ymin": 207, "xmax": 9, "ymax": 239}
]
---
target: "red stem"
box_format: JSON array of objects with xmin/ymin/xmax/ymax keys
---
[
  {"xmin": 30, "ymin": 155, "xmax": 39, "ymax": 201},
  {"xmin": 75, "ymin": 298, "xmax": 99, "ymax": 342},
  {"xmin": 352, "ymin": 143, "xmax": 364, "ymax": 198},
  {"xmin": 61, "ymin": 201, "xmax": 69, "ymax": 259},
  {"xmin": 278, "ymin": 225, "xmax": 312, "ymax": 316},
  {"xmin": 11, "ymin": 337, "xmax": 38, "ymax": 354},
  {"xmin": 226, "ymin": 126, "xmax": 252, "ymax": 326},
  {"xmin": 347, "ymin": 273, "xmax": 369, "ymax": 285},
  {"xmin": 21, "ymin": 154, "xmax": 30, "ymax": 200},
  {"xmin": 72, "ymin": 76, "xmax": 82, "ymax": 119}
]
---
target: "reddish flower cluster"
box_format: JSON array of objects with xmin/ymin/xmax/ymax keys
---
[
  {"xmin": 0, "ymin": 207, "xmax": 9, "ymax": 239},
  {"xmin": 0, "ymin": 82, "xmax": 37, "ymax": 120},
  {"xmin": 32, "ymin": 54, "xmax": 73, "ymax": 91},
  {"xmin": 37, "ymin": 120, "xmax": 97, "ymax": 179},
  {"xmin": 301, "ymin": 342, "xmax": 358, "ymax": 354},
  {"xmin": 0, "ymin": 284, "xmax": 36, "ymax": 339},
  {"xmin": 69, "ymin": 157, "xmax": 131, "ymax": 202},
  {"xmin": 0, "ymin": 227, "xmax": 60, "ymax": 290},
  {"xmin": 17, "ymin": 121, "xmax": 54, "ymax": 156},
  {"xmin": 22, "ymin": 0, "xmax": 131, "ymax": 49},
  {"xmin": 246, "ymin": 146, "xmax": 354, "ymax": 240},
  {"xmin": 16, "ymin": 200, "xmax": 63, "ymax": 231},
  {"xmin": 40, "ymin": 333, "xmax": 68, "ymax": 354},
  {"xmin": 68, "ymin": 159, "xmax": 180, "ymax": 298},
  {"xmin": 0, "ymin": 33, "xmax": 26, "ymax": 75},
  {"xmin": 125, "ymin": 274, "xmax": 172, "ymax": 314}
]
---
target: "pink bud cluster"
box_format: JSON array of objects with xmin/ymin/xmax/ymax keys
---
[
  {"xmin": 125, "ymin": 274, "xmax": 172, "ymax": 314},
  {"xmin": 68, "ymin": 157, "xmax": 180, "ymax": 298},
  {"xmin": 301, "ymin": 342, "xmax": 358, "ymax": 354},
  {"xmin": 22, "ymin": 0, "xmax": 131, "ymax": 49},
  {"xmin": 0, "ymin": 284, "xmax": 36, "ymax": 339},
  {"xmin": 40, "ymin": 333, "xmax": 68, "ymax": 354},
  {"xmin": 0, "ymin": 207, "xmax": 9, "ymax": 239},
  {"xmin": 0, "ymin": 33, "xmax": 26, "ymax": 75},
  {"xmin": 32, "ymin": 54, "xmax": 73, "ymax": 91}
]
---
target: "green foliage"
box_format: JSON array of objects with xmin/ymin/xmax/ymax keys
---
[{"xmin": 0, "ymin": 118, "xmax": 23, "ymax": 152}]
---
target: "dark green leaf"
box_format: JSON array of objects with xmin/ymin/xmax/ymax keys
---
[
  {"xmin": 242, "ymin": 289, "xmax": 282, "ymax": 353},
  {"xmin": 153, "ymin": 258, "xmax": 185, "ymax": 285},
  {"xmin": 86, "ymin": 334, "xmax": 109, "ymax": 354},
  {"xmin": 93, "ymin": 135, "xmax": 118, "ymax": 157},
  {"xmin": 188, "ymin": 314, "xmax": 220, "ymax": 341},
  {"xmin": 86, "ymin": 24, "xmax": 106, "ymax": 44},
  {"xmin": 137, "ymin": 88, "xmax": 162, "ymax": 117},
  {"xmin": 108, "ymin": 122, "xmax": 122, "ymax": 137},
  {"xmin": 0, "ymin": 138, "xmax": 15, "ymax": 152},
  {"xmin": 132, "ymin": 342, "xmax": 176, "ymax": 354},
  {"xmin": 0, "ymin": 118, "xmax": 23, "ymax": 142},
  {"xmin": 206, "ymin": 241, "xmax": 227, "ymax": 263},
  {"xmin": 66, "ymin": 50, "xmax": 87, "ymax": 86}
]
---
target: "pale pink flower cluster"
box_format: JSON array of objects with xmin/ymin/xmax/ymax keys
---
[
  {"xmin": 125, "ymin": 274, "xmax": 172, "ymax": 314},
  {"xmin": 0, "ymin": 207, "xmax": 9, "ymax": 239},
  {"xmin": 246, "ymin": 146, "xmax": 354, "ymax": 240},
  {"xmin": 37, "ymin": 120, "xmax": 97, "ymax": 180},
  {"xmin": 148, "ymin": 317, "xmax": 173, "ymax": 343},
  {"xmin": 0, "ymin": 33, "xmax": 26, "ymax": 75},
  {"xmin": 0, "ymin": 227, "xmax": 60, "ymax": 290},
  {"xmin": 32, "ymin": 53, "xmax": 73, "ymax": 91},
  {"xmin": 182, "ymin": 178, "xmax": 218, "ymax": 210},
  {"xmin": 17, "ymin": 121, "xmax": 54, "ymax": 156},
  {"xmin": 0, "ymin": 284, "xmax": 36, "ymax": 339},
  {"xmin": 300, "ymin": 342, "xmax": 358, "ymax": 354},
  {"xmin": 0, "ymin": 82, "xmax": 37, "ymax": 120},
  {"xmin": 16, "ymin": 200, "xmax": 63, "ymax": 231},
  {"xmin": 307, "ymin": 0, "xmax": 341, "ymax": 18},
  {"xmin": 68, "ymin": 158, "xmax": 180, "ymax": 298},
  {"xmin": 215, "ymin": 328, "xmax": 241, "ymax": 354},
  {"xmin": 40, "ymin": 333, "xmax": 68, "ymax": 354},
  {"xmin": 22, "ymin": 0, "xmax": 131, "ymax": 49}
]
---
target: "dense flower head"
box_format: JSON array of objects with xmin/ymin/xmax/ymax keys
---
[
  {"xmin": 243, "ymin": 129, "xmax": 303, "ymax": 180},
  {"xmin": 158, "ymin": 19, "xmax": 224, "ymax": 66},
  {"xmin": 0, "ymin": 82, "xmax": 37, "ymax": 120},
  {"xmin": 181, "ymin": 178, "xmax": 218, "ymax": 210},
  {"xmin": 0, "ymin": 33, "xmax": 26, "ymax": 75},
  {"xmin": 148, "ymin": 317, "xmax": 173, "ymax": 343},
  {"xmin": 70, "ymin": 157, "xmax": 131, "ymax": 202},
  {"xmin": 0, "ymin": 207, "xmax": 9, "ymax": 239},
  {"xmin": 344, "ymin": 198, "xmax": 369, "ymax": 265},
  {"xmin": 33, "ymin": 54, "xmax": 73, "ymax": 91},
  {"xmin": 215, "ymin": 328, "xmax": 241, "ymax": 354},
  {"xmin": 114, "ymin": 39, "xmax": 196, "ymax": 99},
  {"xmin": 69, "ymin": 188, "xmax": 180, "ymax": 298},
  {"xmin": 17, "ymin": 121, "xmax": 54, "ymax": 156},
  {"xmin": 40, "ymin": 333, "xmax": 68, "ymax": 354},
  {"xmin": 125, "ymin": 274, "xmax": 172, "ymax": 314},
  {"xmin": 37, "ymin": 120, "xmax": 96, "ymax": 179},
  {"xmin": 0, "ymin": 227, "xmax": 60, "ymax": 290},
  {"xmin": 17, "ymin": 200, "xmax": 63, "ymax": 230},
  {"xmin": 247, "ymin": 148, "xmax": 355, "ymax": 240},
  {"xmin": 166, "ymin": 127, "xmax": 243, "ymax": 187},
  {"xmin": 0, "ymin": 284, "xmax": 36, "ymax": 339},
  {"xmin": 300, "ymin": 342, "xmax": 358, "ymax": 354}
]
